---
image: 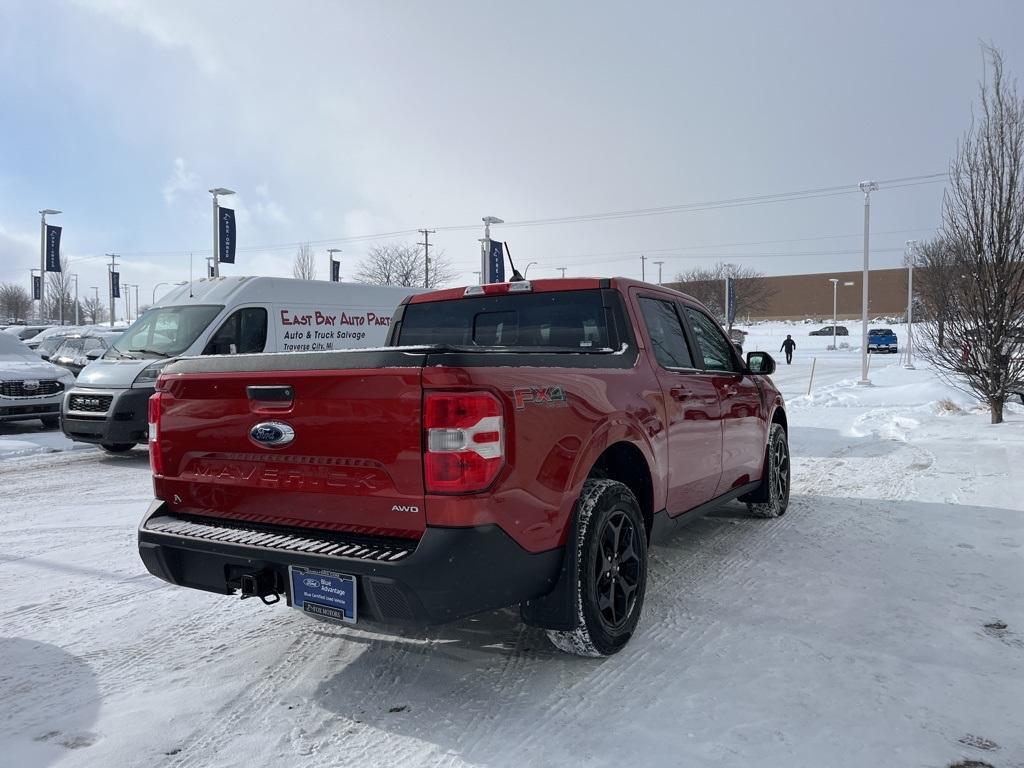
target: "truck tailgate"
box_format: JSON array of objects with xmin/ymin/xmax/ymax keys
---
[{"xmin": 154, "ymin": 351, "xmax": 427, "ymax": 539}]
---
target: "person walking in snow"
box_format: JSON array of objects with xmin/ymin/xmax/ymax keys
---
[{"xmin": 780, "ymin": 334, "xmax": 796, "ymax": 365}]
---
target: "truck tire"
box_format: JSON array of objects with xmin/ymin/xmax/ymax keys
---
[
  {"xmin": 545, "ymin": 479, "xmax": 648, "ymax": 657},
  {"xmin": 745, "ymin": 423, "xmax": 790, "ymax": 518},
  {"xmin": 100, "ymin": 443, "xmax": 135, "ymax": 454}
]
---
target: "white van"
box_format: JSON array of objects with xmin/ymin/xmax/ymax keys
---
[{"xmin": 62, "ymin": 276, "xmax": 423, "ymax": 452}]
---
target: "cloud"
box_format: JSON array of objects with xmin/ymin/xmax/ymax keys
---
[{"xmin": 162, "ymin": 157, "xmax": 199, "ymax": 205}]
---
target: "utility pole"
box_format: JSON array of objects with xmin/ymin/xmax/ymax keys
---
[
  {"xmin": 857, "ymin": 180, "xmax": 878, "ymax": 385},
  {"xmin": 132, "ymin": 284, "xmax": 140, "ymax": 322},
  {"xmin": 904, "ymin": 239, "xmax": 918, "ymax": 369},
  {"xmin": 653, "ymin": 260, "xmax": 664, "ymax": 285},
  {"xmin": 123, "ymin": 283, "xmax": 132, "ymax": 324},
  {"xmin": 557, "ymin": 267, "xmax": 567, "ymax": 278},
  {"xmin": 106, "ymin": 253, "xmax": 118, "ymax": 328},
  {"xmin": 327, "ymin": 248, "xmax": 341, "ymax": 282},
  {"xmin": 641, "ymin": 253, "xmax": 647, "ymax": 282},
  {"xmin": 418, "ymin": 229, "xmax": 435, "ymax": 288}
]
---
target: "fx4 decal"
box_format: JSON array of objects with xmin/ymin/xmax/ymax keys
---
[{"xmin": 513, "ymin": 385, "xmax": 568, "ymax": 410}]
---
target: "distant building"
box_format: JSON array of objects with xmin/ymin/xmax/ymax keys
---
[{"xmin": 666, "ymin": 267, "xmax": 909, "ymax": 321}]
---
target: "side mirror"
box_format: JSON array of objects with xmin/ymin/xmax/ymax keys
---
[
  {"xmin": 40, "ymin": 354, "xmax": 50, "ymax": 361},
  {"xmin": 746, "ymin": 351, "xmax": 776, "ymax": 376},
  {"xmin": 85, "ymin": 349, "xmax": 104, "ymax": 360}
]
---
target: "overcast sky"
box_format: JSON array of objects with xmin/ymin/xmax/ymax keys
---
[{"xmin": 1, "ymin": 0, "xmax": 1022, "ymax": 312}]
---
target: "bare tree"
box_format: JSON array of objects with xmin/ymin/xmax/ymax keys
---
[
  {"xmin": 0, "ymin": 282, "xmax": 33, "ymax": 322},
  {"xmin": 912, "ymin": 237, "xmax": 962, "ymax": 347},
  {"xmin": 82, "ymin": 295, "xmax": 108, "ymax": 324},
  {"xmin": 919, "ymin": 45, "xmax": 1024, "ymax": 424},
  {"xmin": 45, "ymin": 256, "xmax": 76, "ymax": 324},
  {"xmin": 673, "ymin": 262, "xmax": 776, "ymax": 329},
  {"xmin": 292, "ymin": 242, "xmax": 317, "ymax": 280},
  {"xmin": 356, "ymin": 243, "xmax": 458, "ymax": 288}
]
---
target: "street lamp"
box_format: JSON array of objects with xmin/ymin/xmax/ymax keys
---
[
  {"xmin": 209, "ymin": 188, "xmax": 235, "ymax": 277},
  {"xmin": 523, "ymin": 261, "xmax": 538, "ymax": 278},
  {"xmin": 152, "ymin": 281, "xmax": 187, "ymax": 305},
  {"xmin": 122, "ymin": 283, "xmax": 133, "ymax": 323},
  {"xmin": 38, "ymin": 209, "xmax": 61, "ymax": 324},
  {"xmin": 481, "ymin": 216, "xmax": 503, "ymax": 284},
  {"xmin": 905, "ymin": 239, "xmax": 918, "ymax": 369},
  {"xmin": 653, "ymin": 260, "xmax": 665, "ymax": 285},
  {"xmin": 327, "ymin": 248, "xmax": 342, "ymax": 282},
  {"xmin": 857, "ymin": 180, "xmax": 879, "ymax": 385},
  {"xmin": 829, "ymin": 278, "xmax": 840, "ymax": 350}
]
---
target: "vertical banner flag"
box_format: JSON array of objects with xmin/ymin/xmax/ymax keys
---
[
  {"xmin": 725, "ymin": 277, "xmax": 736, "ymax": 325},
  {"xmin": 45, "ymin": 225, "xmax": 62, "ymax": 272},
  {"xmin": 488, "ymin": 240, "xmax": 505, "ymax": 283},
  {"xmin": 32, "ymin": 275, "xmax": 41, "ymax": 301},
  {"xmin": 111, "ymin": 270, "xmax": 121, "ymax": 299},
  {"xmin": 331, "ymin": 258, "xmax": 340, "ymax": 282},
  {"xmin": 218, "ymin": 207, "xmax": 236, "ymax": 264}
]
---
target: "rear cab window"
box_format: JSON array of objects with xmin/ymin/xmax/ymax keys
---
[{"xmin": 395, "ymin": 289, "xmax": 627, "ymax": 352}]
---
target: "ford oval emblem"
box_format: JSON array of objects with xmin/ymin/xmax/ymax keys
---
[{"xmin": 249, "ymin": 421, "xmax": 295, "ymax": 448}]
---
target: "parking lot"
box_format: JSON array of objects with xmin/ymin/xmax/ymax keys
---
[{"xmin": 2, "ymin": 344, "xmax": 1023, "ymax": 768}]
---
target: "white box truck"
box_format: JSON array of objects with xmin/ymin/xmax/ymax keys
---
[{"xmin": 62, "ymin": 276, "xmax": 423, "ymax": 453}]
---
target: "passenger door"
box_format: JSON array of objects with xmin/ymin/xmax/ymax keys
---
[
  {"xmin": 636, "ymin": 296, "xmax": 722, "ymax": 515},
  {"xmin": 681, "ymin": 305, "xmax": 765, "ymax": 495},
  {"xmin": 202, "ymin": 307, "xmax": 269, "ymax": 355}
]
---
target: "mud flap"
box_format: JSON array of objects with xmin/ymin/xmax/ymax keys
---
[{"xmin": 519, "ymin": 513, "xmax": 579, "ymax": 631}]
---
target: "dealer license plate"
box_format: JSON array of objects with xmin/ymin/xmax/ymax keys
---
[{"xmin": 289, "ymin": 566, "xmax": 357, "ymax": 624}]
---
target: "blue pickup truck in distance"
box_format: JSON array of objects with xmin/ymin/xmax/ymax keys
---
[{"xmin": 867, "ymin": 327, "xmax": 898, "ymax": 354}]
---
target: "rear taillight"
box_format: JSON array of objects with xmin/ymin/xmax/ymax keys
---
[
  {"xmin": 424, "ymin": 391, "xmax": 504, "ymax": 493},
  {"xmin": 148, "ymin": 392, "xmax": 163, "ymax": 476}
]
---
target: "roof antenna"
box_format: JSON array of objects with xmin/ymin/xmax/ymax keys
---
[{"xmin": 504, "ymin": 243, "xmax": 525, "ymax": 282}]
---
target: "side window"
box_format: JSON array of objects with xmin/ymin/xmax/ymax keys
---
[
  {"xmin": 638, "ymin": 298, "xmax": 694, "ymax": 370},
  {"xmin": 683, "ymin": 306, "xmax": 740, "ymax": 373},
  {"xmin": 83, "ymin": 337, "xmax": 103, "ymax": 351},
  {"xmin": 203, "ymin": 307, "xmax": 268, "ymax": 355}
]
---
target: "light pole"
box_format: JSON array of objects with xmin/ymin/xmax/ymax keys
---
[
  {"xmin": 481, "ymin": 216, "xmax": 503, "ymax": 284},
  {"xmin": 653, "ymin": 260, "xmax": 664, "ymax": 285},
  {"xmin": 132, "ymin": 283, "xmax": 140, "ymax": 322},
  {"xmin": 122, "ymin": 283, "xmax": 132, "ymax": 323},
  {"xmin": 30, "ymin": 269, "xmax": 40, "ymax": 322},
  {"xmin": 523, "ymin": 261, "xmax": 538, "ymax": 278},
  {"xmin": 71, "ymin": 274, "xmax": 79, "ymax": 325},
  {"xmin": 327, "ymin": 248, "xmax": 341, "ymax": 282},
  {"xmin": 904, "ymin": 239, "xmax": 918, "ymax": 369},
  {"xmin": 209, "ymin": 188, "xmax": 235, "ymax": 277},
  {"xmin": 38, "ymin": 209, "xmax": 61, "ymax": 324},
  {"xmin": 857, "ymin": 180, "xmax": 878, "ymax": 385}
]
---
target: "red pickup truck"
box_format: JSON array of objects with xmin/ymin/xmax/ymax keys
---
[{"xmin": 139, "ymin": 278, "xmax": 788, "ymax": 656}]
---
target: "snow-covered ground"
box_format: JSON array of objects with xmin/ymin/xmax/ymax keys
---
[{"xmin": 2, "ymin": 327, "xmax": 1023, "ymax": 768}]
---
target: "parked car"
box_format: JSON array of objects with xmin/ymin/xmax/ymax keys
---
[
  {"xmin": 0, "ymin": 332, "xmax": 75, "ymax": 428},
  {"xmin": 64, "ymin": 276, "xmax": 425, "ymax": 454},
  {"xmin": 3, "ymin": 325, "xmax": 52, "ymax": 344},
  {"xmin": 867, "ymin": 327, "xmax": 898, "ymax": 354},
  {"xmin": 138, "ymin": 277, "xmax": 788, "ymax": 657},
  {"xmin": 809, "ymin": 325, "xmax": 849, "ymax": 336},
  {"xmin": 35, "ymin": 326, "xmax": 90, "ymax": 359},
  {"xmin": 48, "ymin": 331, "xmax": 122, "ymax": 377}
]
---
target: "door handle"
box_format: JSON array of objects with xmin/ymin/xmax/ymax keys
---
[{"xmin": 669, "ymin": 386, "xmax": 689, "ymax": 401}]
